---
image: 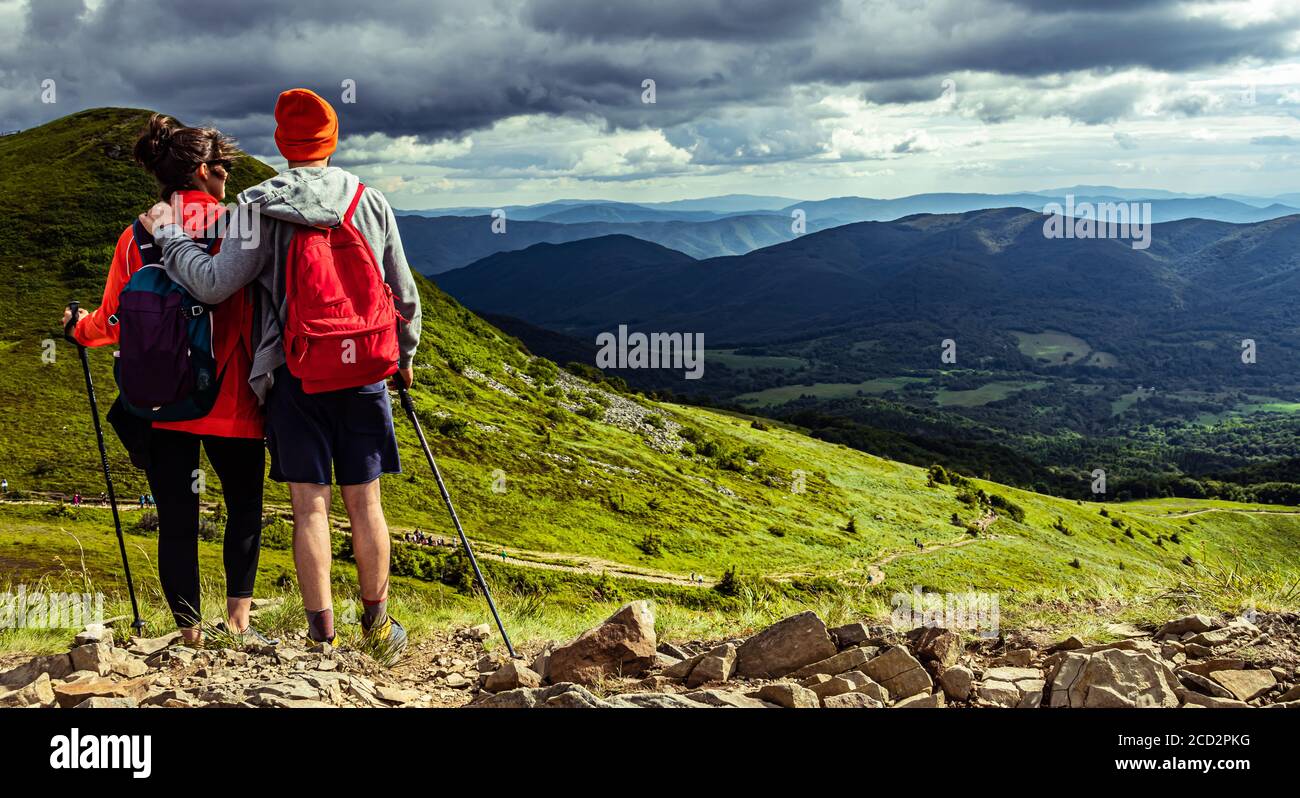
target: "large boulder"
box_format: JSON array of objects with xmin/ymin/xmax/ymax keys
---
[
  {"xmin": 1209, "ymin": 669, "xmax": 1276, "ymax": 702},
  {"xmin": 684, "ymin": 689, "xmax": 773, "ymax": 708},
  {"xmin": 70, "ymin": 643, "xmax": 115, "ymax": 676},
  {"xmin": 977, "ymin": 666, "xmax": 1045, "ymax": 708},
  {"xmin": 1049, "ymin": 649, "xmax": 1179, "ymax": 708},
  {"xmin": 809, "ymin": 670, "xmax": 888, "ymax": 704},
  {"xmin": 735, "ymin": 612, "xmax": 837, "ymax": 679},
  {"xmin": 0, "ymin": 653, "xmax": 73, "ymax": 689},
  {"xmin": 829, "ymin": 622, "xmax": 871, "ymax": 649},
  {"xmin": 824, "ymin": 692, "xmax": 884, "ymax": 709},
  {"xmin": 1158, "ymin": 614, "xmax": 1217, "ymax": 638},
  {"xmin": 754, "ymin": 683, "xmax": 820, "ymax": 708},
  {"xmin": 53, "ymin": 675, "xmax": 154, "ymax": 708},
  {"xmin": 686, "ymin": 644, "xmax": 736, "ymax": 688},
  {"xmin": 474, "ymin": 682, "xmax": 614, "ymax": 708},
  {"xmin": 790, "ymin": 646, "xmax": 873, "ymax": 679},
  {"xmin": 0, "ymin": 672, "xmax": 56, "ymax": 707},
  {"xmin": 939, "ymin": 665, "xmax": 975, "ymax": 701},
  {"xmin": 907, "ymin": 627, "xmax": 962, "ymax": 668},
  {"xmin": 863, "ymin": 646, "xmax": 932, "ymax": 700},
  {"xmin": 484, "ymin": 660, "xmax": 544, "ymax": 693},
  {"xmin": 545, "ymin": 601, "xmax": 657, "ymax": 685}
]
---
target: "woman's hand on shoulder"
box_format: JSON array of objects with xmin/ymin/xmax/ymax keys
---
[{"xmin": 139, "ymin": 201, "xmax": 175, "ymax": 235}]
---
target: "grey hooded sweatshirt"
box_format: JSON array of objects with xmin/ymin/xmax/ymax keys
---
[{"xmin": 154, "ymin": 166, "xmax": 422, "ymax": 403}]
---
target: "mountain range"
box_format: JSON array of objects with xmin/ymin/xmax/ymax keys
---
[
  {"xmin": 399, "ymin": 190, "xmax": 1300, "ymax": 275},
  {"xmin": 434, "ymin": 208, "xmax": 1300, "ymax": 363}
]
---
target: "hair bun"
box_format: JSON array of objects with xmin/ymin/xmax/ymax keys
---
[{"xmin": 133, "ymin": 113, "xmax": 177, "ymax": 169}]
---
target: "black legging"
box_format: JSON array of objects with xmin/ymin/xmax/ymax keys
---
[{"xmin": 145, "ymin": 429, "xmax": 265, "ymax": 628}]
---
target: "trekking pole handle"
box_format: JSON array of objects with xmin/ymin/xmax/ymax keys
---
[
  {"xmin": 396, "ymin": 383, "xmax": 416, "ymax": 416},
  {"xmin": 64, "ymin": 300, "xmax": 82, "ymax": 345}
]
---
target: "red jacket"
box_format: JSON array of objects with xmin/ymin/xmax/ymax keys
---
[{"xmin": 74, "ymin": 190, "xmax": 264, "ymax": 439}]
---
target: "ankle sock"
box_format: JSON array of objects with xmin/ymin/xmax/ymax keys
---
[
  {"xmin": 361, "ymin": 597, "xmax": 387, "ymax": 631},
  {"xmin": 306, "ymin": 608, "xmax": 334, "ymax": 642}
]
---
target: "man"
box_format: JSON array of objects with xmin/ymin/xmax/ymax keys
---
[{"xmin": 139, "ymin": 88, "xmax": 422, "ymax": 660}]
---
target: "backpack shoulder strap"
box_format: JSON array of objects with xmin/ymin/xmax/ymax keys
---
[
  {"xmin": 131, "ymin": 219, "xmax": 161, "ymax": 265},
  {"xmin": 342, "ymin": 182, "xmax": 366, "ymax": 226}
]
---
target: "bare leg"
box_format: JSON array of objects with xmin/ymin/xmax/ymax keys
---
[
  {"xmin": 341, "ymin": 478, "xmax": 390, "ymax": 614},
  {"xmin": 290, "ymin": 483, "xmax": 333, "ymax": 618}
]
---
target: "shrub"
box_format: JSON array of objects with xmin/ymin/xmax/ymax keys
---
[
  {"xmin": 638, "ymin": 531, "xmax": 665, "ymax": 557},
  {"xmin": 438, "ymin": 417, "xmax": 470, "ymax": 438},
  {"xmin": 716, "ymin": 449, "xmax": 747, "ymax": 472},
  {"xmin": 132, "ymin": 511, "xmax": 159, "ymax": 534},
  {"xmin": 989, "ymin": 494, "xmax": 1025, "ymax": 523},
  {"xmin": 592, "ymin": 572, "xmax": 623, "ymax": 602},
  {"xmin": 261, "ymin": 516, "xmax": 293, "ymax": 550},
  {"xmin": 524, "ymin": 358, "xmax": 558, "ymax": 384},
  {"xmin": 927, "ymin": 464, "xmax": 951, "ymax": 486},
  {"xmin": 198, "ymin": 513, "xmax": 222, "ymax": 541}
]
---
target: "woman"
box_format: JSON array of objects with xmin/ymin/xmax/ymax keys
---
[{"xmin": 62, "ymin": 114, "xmax": 268, "ymax": 645}]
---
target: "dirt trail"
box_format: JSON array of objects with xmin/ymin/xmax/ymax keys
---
[
  {"xmin": 1131, "ymin": 507, "xmax": 1300, "ymax": 519},
  {"xmin": 769, "ymin": 527, "xmax": 993, "ymax": 590},
  {"xmin": 14, "ymin": 495, "xmax": 1297, "ymax": 590},
  {"xmin": 0, "ymin": 497, "xmax": 1001, "ymax": 589}
]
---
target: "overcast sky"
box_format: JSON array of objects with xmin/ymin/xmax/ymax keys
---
[{"xmin": 2, "ymin": 0, "xmax": 1299, "ymax": 208}]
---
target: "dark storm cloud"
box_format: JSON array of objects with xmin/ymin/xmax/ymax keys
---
[
  {"xmin": 522, "ymin": 0, "xmax": 837, "ymax": 41},
  {"xmin": 0, "ymin": 0, "xmax": 1295, "ymax": 158}
]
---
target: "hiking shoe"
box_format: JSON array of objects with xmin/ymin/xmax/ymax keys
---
[
  {"xmin": 363, "ymin": 615, "xmax": 407, "ymax": 666},
  {"xmin": 214, "ymin": 621, "xmax": 281, "ymax": 649}
]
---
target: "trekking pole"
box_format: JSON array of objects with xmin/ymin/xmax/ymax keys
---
[
  {"xmin": 395, "ymin": 383, "xmax": 517, "ymax": 658},
  {"xmin": 65, "ymin": 301, "xmax": 146, "ymax": 635}
]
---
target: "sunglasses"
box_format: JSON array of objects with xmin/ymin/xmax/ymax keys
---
[{"xmin": 207, "ymin": 159, "xmax": 233, "ymax": 173}]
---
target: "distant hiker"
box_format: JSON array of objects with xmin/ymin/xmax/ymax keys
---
[
  {"xmin": 72, "ymin": 492, "xmax": 81, "ymax": 506},
  {"xmin": 63, "ymin": 114, "xmax": 268, "ymax": 647},
  {"xmin": 1, "ymin": 478, "xmax": 7, "ymax": 494},
  {"xmin": 140, "ymin": 89, "xmax": 422, "ymax": 660},
  {"xmin": 501, "ymin": 550, "xmax": 507, "ymax": 561}
]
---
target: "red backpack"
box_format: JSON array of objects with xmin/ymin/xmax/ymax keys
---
[{"xmin": 284, "ymin": 183, "xmax": 404, "ymax": 393}]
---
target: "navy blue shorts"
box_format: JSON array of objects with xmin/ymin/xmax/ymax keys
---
[{"xmin": 266, "ymin": 366, "xmax": 402, "ymax": 486}]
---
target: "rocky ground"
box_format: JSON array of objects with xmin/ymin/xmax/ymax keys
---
[{"xmin": 2, "ymin": 601, "xmax": 1298, "ymax": 709}]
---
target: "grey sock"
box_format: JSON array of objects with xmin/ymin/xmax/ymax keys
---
[
  {"xmin": 306, "ymin": 608, "xmax": 334, "ymax": 642},
  {"xmin": 361, "ymin": 599, "xmax": 387, "ymax": 631}
]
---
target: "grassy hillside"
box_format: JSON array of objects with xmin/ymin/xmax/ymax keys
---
[{"xmin": 1, "ymin": 109, "xmax": 1298, "ymax": 652}]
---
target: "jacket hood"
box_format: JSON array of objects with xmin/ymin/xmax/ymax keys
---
[{"xmin": 237, "ymin": 166, "xmax": 360, "ymax": 228}]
